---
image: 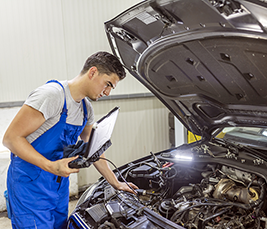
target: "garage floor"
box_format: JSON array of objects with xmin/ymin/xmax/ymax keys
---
[{"xmin": 0, "ymin": 199, "xmax": 78, "ymax": 228}]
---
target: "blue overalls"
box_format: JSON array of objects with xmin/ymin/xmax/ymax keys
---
[{"xmin": 7, "ymin": 80, "xmax": 88, "ymax": 229}]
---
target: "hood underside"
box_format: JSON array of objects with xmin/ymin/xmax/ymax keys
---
[{"xmin": 105, "ymin": 0, "xmax": 267, "ymax": 137}]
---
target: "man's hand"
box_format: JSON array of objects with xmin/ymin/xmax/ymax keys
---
[
  {"xmin": 93, "ymin": 155, "xmax": 139, "ymax": 195},
  {"xmin": 49, "ymin": 156, "xmax": 80, "ymax": 177},
  {"xmin": 113, "ymin": 181, "xmax": 139, "ymax": 195}
]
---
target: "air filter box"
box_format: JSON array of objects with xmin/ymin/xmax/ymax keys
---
[{"xmin": 128, "ymin": 162, "xmax": 160, "ymax": 189}]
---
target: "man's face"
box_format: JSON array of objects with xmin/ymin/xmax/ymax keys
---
[{"xmin": 88, "ymin": 69, "xmax": 120, "ymax": 101}]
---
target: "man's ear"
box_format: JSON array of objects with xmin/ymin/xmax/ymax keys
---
[{"xmin": 88, "ymin": 66, "xmax": 98, "ymax": 79}]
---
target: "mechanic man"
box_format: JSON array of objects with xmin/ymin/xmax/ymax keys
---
[{"xmin": 3, "ymin": 51, "xmax": 138, "ymax": 229}]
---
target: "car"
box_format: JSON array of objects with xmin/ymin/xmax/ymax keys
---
[{"xmin": 67, "ymin": 0, "xmax": 267, "ymax": 228}]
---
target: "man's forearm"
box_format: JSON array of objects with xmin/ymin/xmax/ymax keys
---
[
  {"xmin": 93, "ymin": 155, "xmax": 119, "ymax": 188},
  {"xmin": 3, "ymin": 136, "xmax": 79, "ymax": 177},
  {"xmin": 3, "ymin": 135, "xmax": 52, "ymax": 170}
]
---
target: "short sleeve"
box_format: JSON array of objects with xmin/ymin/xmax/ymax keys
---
[{"xmin": 24, "ymin": 83, "xmax": 64, "ymax": 120}]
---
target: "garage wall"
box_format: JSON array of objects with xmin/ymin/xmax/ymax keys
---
[{"xmin": 0, "ymin": 0, "xmax": 145, "ymax": 104}]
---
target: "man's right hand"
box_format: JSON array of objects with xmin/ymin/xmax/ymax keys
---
[{"xmin": 49, "ymin": 156, "xmax": 80, "ymax": 177}]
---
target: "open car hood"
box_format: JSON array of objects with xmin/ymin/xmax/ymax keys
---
[{"xmin": 105, "ymin": 0, "xmax": 267, "ymax": 137}]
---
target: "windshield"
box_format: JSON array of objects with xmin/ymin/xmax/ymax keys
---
[{"xmin": 215, "ymin": 127, "xmax": 267, "ymax": 147}]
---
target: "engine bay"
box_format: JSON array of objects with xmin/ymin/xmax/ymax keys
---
[{"xmin": 68, "ymin": 142, "xmax": 267, "ymax": 229}]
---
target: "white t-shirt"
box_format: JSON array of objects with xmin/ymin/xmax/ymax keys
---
[{"xmin": 25, "ymin": 80, "xmax": 94, "ymax": 143}]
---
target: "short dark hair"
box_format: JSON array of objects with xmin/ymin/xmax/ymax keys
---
[{"xmin": 81, "ymin": 51, "xmax": 126, "ymax": 80}]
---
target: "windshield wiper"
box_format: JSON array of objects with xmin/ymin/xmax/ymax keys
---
[
  {"xmin": 213, "ymin": 138, "xmax": 239, "ymax": 155},
  {"xmin": 214, "ymin": 138, "xmax": 267, "ymax": 161}
]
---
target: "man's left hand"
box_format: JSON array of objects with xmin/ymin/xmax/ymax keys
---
[{"xmin": 115, "ymin": 181, "xmax": 138, "ymax": 195}]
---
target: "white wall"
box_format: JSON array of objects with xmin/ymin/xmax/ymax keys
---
[{"xmin": 0, "ymin": 0, "xmax": 145, "ymax": 104}]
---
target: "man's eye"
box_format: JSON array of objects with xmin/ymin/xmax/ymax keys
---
[{"xmin": 105, "ymin": 82, "xmax": 114, "ymax": 89}]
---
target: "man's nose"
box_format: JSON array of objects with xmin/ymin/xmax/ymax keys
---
[{"xmin": 103, "ymin": 87, "xmax": 111, "ymax": 96}]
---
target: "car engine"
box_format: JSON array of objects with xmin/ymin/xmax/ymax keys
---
[{"xmin": 68, "ymin": 143, "xmax": 267, "ymax": 229}]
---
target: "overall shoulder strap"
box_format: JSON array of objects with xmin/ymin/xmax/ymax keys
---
[
  {"xmin": 46, "ymin": 80, "xmax": 67, "ymax": 114},
  {"xmin": 82, "ymin": 99, "xmax": 88, "ymax": 123}
]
